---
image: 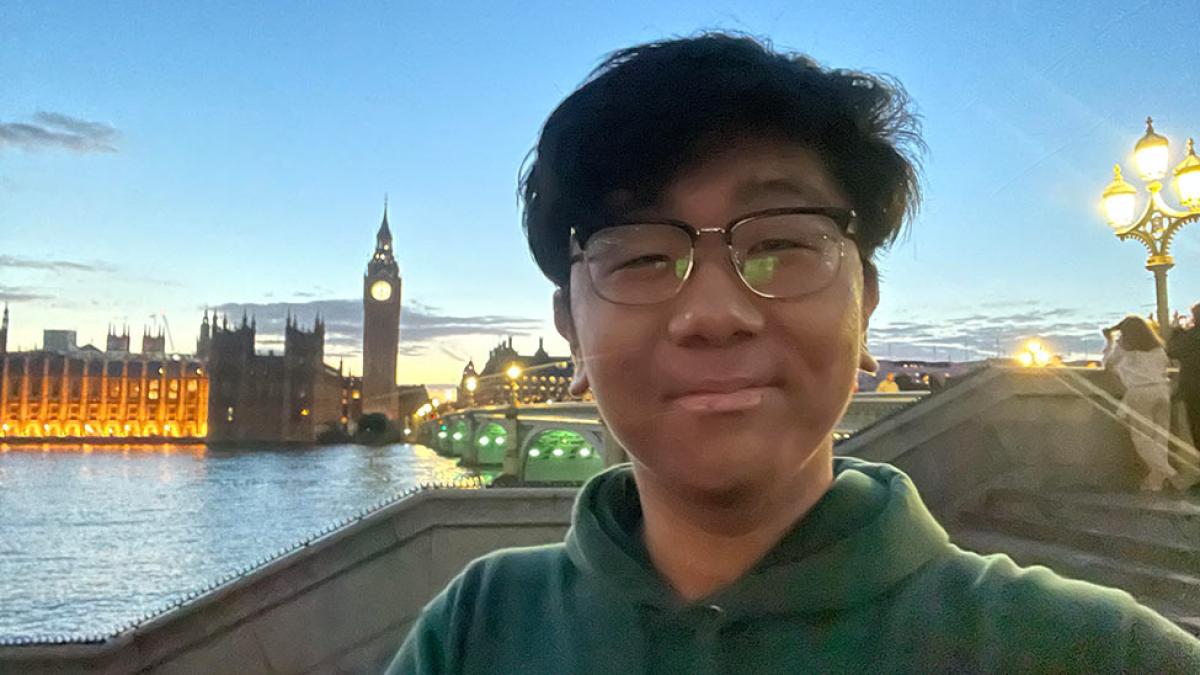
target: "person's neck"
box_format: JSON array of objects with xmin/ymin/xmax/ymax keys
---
[{"xmin": 635, "ymin": 442, "xmax": 835, "ymax": 602}]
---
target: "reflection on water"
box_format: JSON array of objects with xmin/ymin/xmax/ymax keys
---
[{"xmin": 0, "ymin": 442, "xmax": 471, "ymax": 638}]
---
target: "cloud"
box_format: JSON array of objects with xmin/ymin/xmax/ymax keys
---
[
  {"xmin": 0, "ymin": 254, "xmax": 114, "ymax": 273},
  {"xmin": 870, "ymin": 309, "xmax": 1112, "ymax": 360},
  {"xmin": 0, "ymin": 285, "xmax": 53, "ymax": 302},
  {"xmin": 208, "ymin": 298, "xmax": 544, "ymax": 359},
  {"xmin": 0, "ymin": 111, "xmax": 119, "ymax": 153}
]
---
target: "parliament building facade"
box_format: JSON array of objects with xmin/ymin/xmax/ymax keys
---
[{"xmin": 0, "ymin": 202, "xmax": 405, "ymax": 443}]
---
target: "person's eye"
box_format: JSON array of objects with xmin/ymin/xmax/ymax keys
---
[
  {"xmin": 617, "ymin": 254, "xmax": 672, "ymax": 269},
  {"xmin": 747, "ymin": 238, "xmax": 817, "ymax": 255}
]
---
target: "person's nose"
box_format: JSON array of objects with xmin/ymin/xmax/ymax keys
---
[{"xmin": 665, "ymin": 240, "xmax": 766, "ymax": 348}]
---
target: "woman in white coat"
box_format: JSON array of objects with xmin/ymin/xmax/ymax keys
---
[{"xmin": 1103, "ymin": 315, "xmax": 1177, "ymax": 491}]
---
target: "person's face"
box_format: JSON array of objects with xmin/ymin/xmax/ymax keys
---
[{"xmin": 555, "ymin": 138, "xmax": 877, "ymax": 496}]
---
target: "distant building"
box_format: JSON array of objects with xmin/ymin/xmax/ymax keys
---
[
  {"xmin": 397, "ymin": 384, "xmax": 431, "ymax": 421},
  {"xmin": 858, "ymin": 359, "xmax": 985, "ymax": 393},
  {"xmin": 0, "ymin": 305, "xmax": 8, "ymax": 354},
  {"xmin": 43, "ymin": 329, "xmax": 78, "ymax": 353},
  {"xmin": 460, "ymin": 337, "xmax": 576, "ymax": 406},
  {"xmin": 362, "ymin": 202, "xmax": 403, "ymax": 417},
  {"xmin": 0, "ymin": 311, "xmax": 208, "ymax": 439},
  {"xmin": 206, "ymin": 313, "xmax": 348, "ymax": 444}
]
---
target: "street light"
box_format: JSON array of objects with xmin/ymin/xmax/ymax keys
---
[
  {"xmin": 1016, "ymin": 339, "xmax": 1053, "ymax": 368},
  {"xmin": 505, "ymin": 364, "xmax": 523, "ymax": 406},
  {"xmin": 464, "ymin": 375, "xmax": 478, "ymax": 408},
  {"xmin": 1101, "ymin": 117, "xmax": 1200, "ymax": 339}
]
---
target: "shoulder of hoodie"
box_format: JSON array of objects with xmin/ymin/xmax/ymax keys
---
[
  {"xmin": 906, "ymin": 542, "xmax": 1200, "ymax": 668},
  {"xmin": 418, "ymin": 543, "xmax": 574, "ymax": 628}
]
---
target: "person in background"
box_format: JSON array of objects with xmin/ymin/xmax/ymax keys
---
[
  {"xmin": 875, "ymin": 371, "xmax": 899, "ymax": 393},
  {"xmin": 1103, "ymin": 315, "xmax": 1177, "ymax": 491},
  {"xmin": 389, "ymin": 33, "xmax": 1199, "ymax": 674},
  {"xmin": 1169, "ymin": 302, "xmax": 1200, "ymax": 452}
]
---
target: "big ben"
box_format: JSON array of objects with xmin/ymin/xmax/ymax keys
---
[{"xmin": 362, "ymin": 201, "xmax": 402, "ymax": 416}]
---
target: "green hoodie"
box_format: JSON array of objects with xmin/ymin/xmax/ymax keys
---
[{"xmin": 388, "ymin": 458, "xmax": 1200, "ymax": 673}]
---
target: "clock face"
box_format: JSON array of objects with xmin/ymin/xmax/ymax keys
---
[{"xmin": 370, "ymin": 280, "xmax": 393, "ymax": 302}]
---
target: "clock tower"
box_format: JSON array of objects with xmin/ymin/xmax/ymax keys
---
[{"xmin": 362, "ymin": 200, "xmax": 402, "ymax": 416}]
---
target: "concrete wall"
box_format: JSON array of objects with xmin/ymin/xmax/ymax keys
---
[
  {"xmin": 840, "ymin": 366, "xmax": 1140, "ymax": 520},
  {"xmin": 0, "ymin": 489, "xmax": 576, "ymax": 675}
]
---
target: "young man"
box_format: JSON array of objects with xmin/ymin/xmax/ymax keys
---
[{"xmin": 388, "ymin": 34, "xmax": 1200, "ymax": 673}]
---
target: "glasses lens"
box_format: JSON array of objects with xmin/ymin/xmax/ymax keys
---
[
  {"xmin": 731, "ymin": 214, "xmax": 844, "ymax": 297},
  {"xmin": 583, "ymin": 224, "xmax": 692, "ymax": 304}
]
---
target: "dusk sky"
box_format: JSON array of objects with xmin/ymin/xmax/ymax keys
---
[{"xmin": 3, "ymin": 1, "xmax": 1199, "ymax": 384}]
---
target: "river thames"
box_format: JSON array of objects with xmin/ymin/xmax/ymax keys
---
[{"xmin": 0, "ymin": 442, "xmax": 473, "ymax": 639}]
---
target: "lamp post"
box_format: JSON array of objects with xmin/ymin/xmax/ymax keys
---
[
  {"xmin": 1101, "ymin": 117, "xmax": 1200, "ymax": 340},
  {"xmin": 505, "ymin": 364, "xmax": 523, "ymax": 407},
  {"xmin": 464, "ymin": 375, "xmax": 478, "ymax": 408}
]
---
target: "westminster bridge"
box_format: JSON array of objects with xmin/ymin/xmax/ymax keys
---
[{"xmin": 421, "ymin": 391, "xmax": 929, "ymax": 483}]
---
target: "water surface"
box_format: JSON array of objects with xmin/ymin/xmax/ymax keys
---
[{"xmin": 0, "ymin": 442, "xmax": 470, "ymax": 638}]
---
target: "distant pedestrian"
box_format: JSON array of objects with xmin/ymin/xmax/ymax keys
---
[
  {"xmin": 875, "ymin": 372, "xmax": 900, "ymax": 393},
  {"xmin": 1168, "ymin": 303, "xmax": 1200, "ymax": 451},
  {"xmin": 1103, "ymin": 315, "xmax": 1176, "ymax": 491}
]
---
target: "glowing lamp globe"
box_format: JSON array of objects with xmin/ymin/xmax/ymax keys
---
[
  {"xmin": 1175, "ymin": 138, "xmax": 1200, "ymax": 210},
  {"xmin": 506, "ymin": 364, "xmax": 523, "ymax": 380},
  {"xmin": 1134, "ymin": 117, "xmax": 1169, "ymax": 182},
  {"xmin": 1102, "ymin": 165, "xmax": 1137, "ymax": 229},
  {"xmin": 1034, "ymin": 348, "xmax": 1052, "ymax": 367}
]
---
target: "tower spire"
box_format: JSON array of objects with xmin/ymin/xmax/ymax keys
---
[{"xmin": 378, "ymin": 195, "xmax": 392, "ymax": 241}]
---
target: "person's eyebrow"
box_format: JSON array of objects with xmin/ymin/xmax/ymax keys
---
[{"xmin": 732, "ymin": 176, "xmax": 829, "ymax": 205}]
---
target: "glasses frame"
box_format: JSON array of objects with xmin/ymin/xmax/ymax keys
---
[{"xmin": 570, "ymin": 206, "xmax": 859, "ymax": 305}]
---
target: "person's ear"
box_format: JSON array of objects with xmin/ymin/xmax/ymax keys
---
[
  {"xmin": 553, "ymin": 288, "xmax": 590, "ymax": 396},
  {"xmin": 859, "ymin": 263, "xmax": 880, "ymax": 374}
]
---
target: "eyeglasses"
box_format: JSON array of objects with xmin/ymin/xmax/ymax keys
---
[{"xmin": 570, "ymin": 206, "xmax": 858, "ymax": 305}]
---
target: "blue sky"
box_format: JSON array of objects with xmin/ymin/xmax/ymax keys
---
[{"xmin": 2, "ymin": 1, "xmax": 1199, "ymax": 383}]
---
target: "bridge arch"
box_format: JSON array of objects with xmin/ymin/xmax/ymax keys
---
[
  {"xmin": 473, "ymin": 422, "xmax": 509, "ymax": 465},
  {"xmin": 519, "ymin": 427, "xmax": 605, "ymax": 483},
  {"xmin": 448, "ymin": 419, "xmax": 472, "ymax": 456}
]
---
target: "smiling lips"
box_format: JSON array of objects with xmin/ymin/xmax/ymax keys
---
[{"xmin": 664, "ymin": 378, "xmax": 778, "ymax": 413}]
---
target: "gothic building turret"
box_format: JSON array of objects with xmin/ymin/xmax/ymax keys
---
[
  {"xmin": 196, "ymin": 310, "xmax": 212, "ymax": 359},
  {"xmin": 142, "ymin": 326, "xmax": 166, "ymax": 355},
  {"xmin": 106, "ymin": 325, "xmax": 131, "ymax": 353}
]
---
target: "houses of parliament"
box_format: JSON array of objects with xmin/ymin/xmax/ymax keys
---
[{"xmin": 0, "ymin": 204, "xmax": 405, "ymax": 443}]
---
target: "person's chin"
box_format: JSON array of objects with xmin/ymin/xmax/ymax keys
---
[{"xmin": 642, "ymin": 427, "xmax": 793, "ymax": 494}]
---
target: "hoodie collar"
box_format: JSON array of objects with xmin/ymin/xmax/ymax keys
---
[{"xmin": 564, "ymin": 457, "xmax": 950, "ymax": 617}]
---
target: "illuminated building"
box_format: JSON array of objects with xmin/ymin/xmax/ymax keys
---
[
  {"xmin": 459, "ymin": 337, "xmax": 577, "ymax": 407},
  {"xmin": 362, "ymin": 200, "xmax": 403, "ymax": 417},
  {"xmin": 0, "ymin": 313, "xmax": 208, "ymax": 439}
]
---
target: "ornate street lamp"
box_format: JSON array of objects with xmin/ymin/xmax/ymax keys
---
[{"xmin": 1101, "ymin": 117, "xmax": 1200, "ymax": 339}]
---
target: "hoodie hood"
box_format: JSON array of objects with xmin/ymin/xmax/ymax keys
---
[{"xmin": 565, "ymin": 456, "xmax": 951, "ymax": 618}]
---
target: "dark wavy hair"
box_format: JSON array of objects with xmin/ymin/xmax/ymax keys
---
[
  {"xmin": 519, "ymin": 33, "xmax": 924, "ymax": 289},
  {"xmin": 1117, "ymin": 315, "xmax": 1164, "ymax": 352}
]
